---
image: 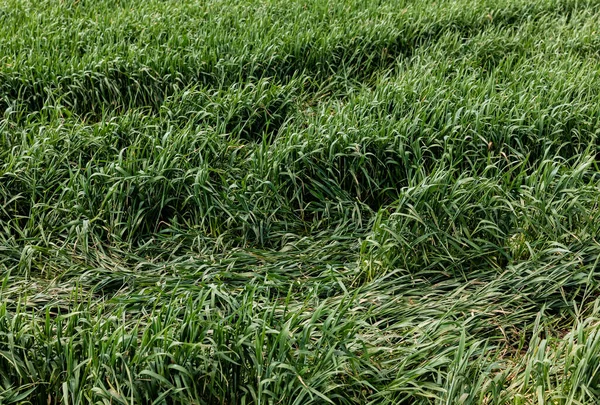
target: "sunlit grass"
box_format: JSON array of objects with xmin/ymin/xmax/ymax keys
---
[{"xmin": 1, "ymin": 0, "xmax": 600, "ymax": 403}]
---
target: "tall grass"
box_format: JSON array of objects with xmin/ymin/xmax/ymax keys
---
[{"xmin": 1, "ymin": 0, "xmax": 600, "ymax": 403}]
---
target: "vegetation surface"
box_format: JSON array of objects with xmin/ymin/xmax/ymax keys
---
[{"xmin": 1, "ymin": 0, "xmax": 600, "ymax": 403}]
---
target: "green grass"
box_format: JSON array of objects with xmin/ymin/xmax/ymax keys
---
[{"xmin": 1, "ymin": 0, "xmax": 600, "ymax": 403}]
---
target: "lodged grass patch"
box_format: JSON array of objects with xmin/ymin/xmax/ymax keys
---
[{"xmin": 1, "ymin": 0, "xmax": 600, "ymax": 403}]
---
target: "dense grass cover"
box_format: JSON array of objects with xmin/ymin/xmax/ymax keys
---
[{"xmin": 1, "ymin": 0, "xmax": 600, "ymax": 403}]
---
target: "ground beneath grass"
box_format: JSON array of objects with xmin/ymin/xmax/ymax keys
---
[{"xmin": 1, "ymin": 0, "xmax": 600, "ymax": 403}]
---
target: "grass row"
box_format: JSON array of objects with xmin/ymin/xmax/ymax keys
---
[{"xmin": 1, "ymin": 0, "xmax": 598, "ymax": 115}]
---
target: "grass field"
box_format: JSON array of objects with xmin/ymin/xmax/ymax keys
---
[{"xmin": 1, "ymin": 0, "xmax": 600, "ymax": 403}]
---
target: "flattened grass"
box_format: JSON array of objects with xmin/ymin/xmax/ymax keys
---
[{"xmin": 1, "ymin": 0, "xmax": 600, "ymax": 403}]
